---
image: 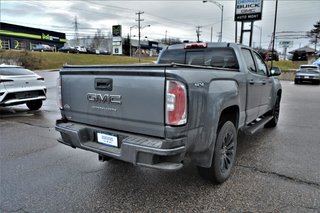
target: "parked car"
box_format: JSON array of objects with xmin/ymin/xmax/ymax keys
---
[
  {"xmin": 74, "ymin": 46, "xmax": 87, "ymax": 54},
  {"xmin": 32, "ymin": 44, "xmax": 53, "ymax": 52},
  {"xmin": 86, "ymin": 48, "xmax": 98, "ymax": 54},
  {"xmin": 0, "ymin": 64, "xmax": 47, "ymax": 110},
  {"xmin": 295, "ymin": 64, "xmax": 320, "ymax": 84},
  {"xmin": 255, "ymin": 48, "xmax": 279, "ymax": 61},
  {"xmin": 265, "ymin": 51, "xmax": 279, "ymax": 61},
  {"xmin": 58, "ymin": 46, "xmax": 78, "ymax": 53},
  {"xmin": 98, "ymin": 50, "xmax": 111, "ymax": 55}
]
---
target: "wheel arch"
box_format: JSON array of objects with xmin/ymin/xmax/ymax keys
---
[{"xmin": 218, "ymin": 105, "xmax": 240, "ymax": 131}]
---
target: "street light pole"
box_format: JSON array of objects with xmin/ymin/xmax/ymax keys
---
[
  {"xmin": 251, "ymin": 24, "xmax": 262, "ymax": 48},
  {"xmin": 203, "ymin": 0, "xmax": 224, "ymax": 42},
  {"xmin": 130, "ymin": 25, "xmax": 137, "ymax": 57}
]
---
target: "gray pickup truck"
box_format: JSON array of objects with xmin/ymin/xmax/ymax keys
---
[{"xmin": 56, "ymin": 42, "xmax": 282, "ymax": 183}]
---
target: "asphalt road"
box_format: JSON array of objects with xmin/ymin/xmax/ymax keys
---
[{"xmin": 1, "ymin": 72, "xmax": 319, "ymax": 213}]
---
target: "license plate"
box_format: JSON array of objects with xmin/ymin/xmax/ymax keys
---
[
  {"xmin": 304, "ymin": 76, "xmax": 309, "ymax": 79},
  {"xmin": 97, "ymin": 132, "xmax": 118, "ymax": 147}
]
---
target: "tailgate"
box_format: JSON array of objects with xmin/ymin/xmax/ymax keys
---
[{"xmin": 60, "ymin": 66, "xmax": 166, "ymax": 138}]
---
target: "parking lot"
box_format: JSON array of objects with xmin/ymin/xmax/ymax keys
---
[{"xmin": 0, "ymin": 71, "xmax": 319, "ymax": 212}]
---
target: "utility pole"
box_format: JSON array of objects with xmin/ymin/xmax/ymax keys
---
[
  {"xmin": 271, "ymin": 0, "xmax": 279, "ymax": 68},
  {"xmin": 196, "ymin": 26, "xmax": 202, "ymax": 42},
  {"xmin": 136, "ymin": 11, "xmax": 144, "ymax": 62},
  {"xmin": 210, "ymin": 26, "xmax": 213, "ymax": 43},
  {"xmin": 74, "ymin": 16, "xmax": 79, "ymax": 45}
]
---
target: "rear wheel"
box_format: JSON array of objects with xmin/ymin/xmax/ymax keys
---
[
  {"xmin": 265, "ymin": 96, "xmax": 280, "ymax": 128},
  {"xmin": 198, "ymin": 121, "xmax": 237, "ymax": 184},
  {"xmin": 26, "ymin": 100, "xmax": 42, "ymax": 110}
]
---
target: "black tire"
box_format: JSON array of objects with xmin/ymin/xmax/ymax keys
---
[
  {"xmin": 198, "ymin": 121, "xmax": 237, "ymax": 184},
  {"xmin": 265, "ymin": 96, "xmax": 280, "ymax": 128},
  {"xmin": 294, "ymin": 80, "xmax": 299, "ymax": 84},
  {"xmin": 26, "ymin": 100, "xmax": 43, "ymax": 110}
]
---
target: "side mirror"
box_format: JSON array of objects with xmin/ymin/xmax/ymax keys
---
[{"xmin": 270, "ymin": 67, "xmax": 281, "ymax": 76}]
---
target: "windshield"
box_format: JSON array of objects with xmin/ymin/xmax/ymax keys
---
[
  {"xmin": 158, "ymin": 47, "xmax": 239, "ymax": 69},
  {"xmin": 0, "ymin": 67, "xmax": 35, "ymax": 76}
]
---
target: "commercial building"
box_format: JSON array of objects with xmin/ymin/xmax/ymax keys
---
[{"xmin": 0, "ymin": 22, "xmax": 66, "ymax": 51}]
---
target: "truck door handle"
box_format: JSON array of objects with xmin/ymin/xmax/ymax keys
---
[
  {"xmin": 95, "ymin": 78, "xmax": 113, "ymax": 91},
  {"xmin": 261, "ymin": 80, "xmax": 266, "ymax": 85},
  {"xmin": 249, "ymin": 80, "xmax": 255, "ymax": 85}
]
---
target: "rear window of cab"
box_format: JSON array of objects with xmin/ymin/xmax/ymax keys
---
[{"xmin": 158, "ymin": 47, "xmax": 239, "ymax": 69}]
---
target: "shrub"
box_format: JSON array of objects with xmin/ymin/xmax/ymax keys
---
[{"xmin": 0, "ymin": 50, "xmax": 42, "ymax": 70}]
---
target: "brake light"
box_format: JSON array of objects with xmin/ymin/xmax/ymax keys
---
[
  {"xmin": 57, "ymin": 77, "xmax": 62, "ymax": 109},
  {"xmin": 166, "ymin": 80, "xmax": 187, "ymax": 126},
  {"xmin": 184, "ymin": 42, "xmax": 208, "ymax": 49},
  {"xmin": 37, "ymin": 77, "xmax": 45, "ymax": 81}
]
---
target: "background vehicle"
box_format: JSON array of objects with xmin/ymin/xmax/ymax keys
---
[
  {"xmin": 98, "ymin": 50, "xmax": 111, "ymax": 55},
  {"xmin": 74, "ymin": 46, "xmax": 87, "ymax": 54},
  {"xmin": 58, "ymin": 46, "xmax": 78, "ymax": 53},
  {"xmin": 313, "ymin": 58, "xmax": 320, "ymax": 67},
  {"xmin": 0, "ymin": 64, "xmax": 46, "ymax": 110},
  {"xmin": 265, "ymin": 50, "xmax": 279, "ymax": 61},
  {"xmin": 295, "ymin": 64, "xmax": 320, "ymax": 84},
  {"xmin": 56, "ymin": 43, "xmax": 282, "ymax": 184},
  {"xmin": 32, "ymin": 44, "xmax": 54, "ymax": 52}
]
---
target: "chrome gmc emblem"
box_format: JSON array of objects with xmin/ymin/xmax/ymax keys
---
[{"xmin": 87, "ymin": 93, "xmax": 122, "ymax": 104}]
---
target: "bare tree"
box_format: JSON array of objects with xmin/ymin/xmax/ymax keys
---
[{"xmin": 91, "ymin": 29, "xmax": 105, "ymax": 49}]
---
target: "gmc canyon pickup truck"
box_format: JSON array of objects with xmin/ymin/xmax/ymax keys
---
[{"xmin": 56, "ymin": 43, "xmax": 282, "ymax": 183}]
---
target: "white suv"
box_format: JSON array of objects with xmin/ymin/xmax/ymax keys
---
[{"xmin": 0, "ymin": 64, "xmax": 47, "ymax": 110}]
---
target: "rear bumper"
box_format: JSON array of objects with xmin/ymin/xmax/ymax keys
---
[
  {"xmin": 55, "ymin": 119, "xmax": 186, "ymax": 170},
  {"xmin": 0, "ymin": 89, "xmax": 47, "ymax": 106},
  {"xmin": 295, "ymin": 75, "xmax": 320, "ymax": 82}
]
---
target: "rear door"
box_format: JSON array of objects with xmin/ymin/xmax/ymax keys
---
[{"xmin": 60, "ymin": 66, "xmax": 166, "ymax": 138}]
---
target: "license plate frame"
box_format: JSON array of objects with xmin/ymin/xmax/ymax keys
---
[{"xmin": 96, "ymin": 132, "xmax": 118, "ymax": 148}]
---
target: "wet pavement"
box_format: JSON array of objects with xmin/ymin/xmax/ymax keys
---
[{"xmin": 1, "ymin": 73, "xmax": 319, "ymax": 212}]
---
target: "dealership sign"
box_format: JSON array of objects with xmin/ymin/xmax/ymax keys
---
[
  {"xmin": 112, "ymin": 25, "xmax": 122, "ymax": 55},
  {"xmin": 235, "ymin": 0, "xmax": 263, "ymax": 22},
  {"xmin": 279, "ymin": 41, "xmax": 293, "ymax": 48}
]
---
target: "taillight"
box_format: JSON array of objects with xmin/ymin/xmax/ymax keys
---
[
  {"xmin": 57, "ymin": 77, "xmax": 62, "ymax": 109},
  {"xmin": 166, "ymin": 80, "xmax": 187, "ymax": 126}
]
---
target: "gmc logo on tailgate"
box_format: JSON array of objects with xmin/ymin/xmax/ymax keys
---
[{"xmin": 87, "ymin": 93, "xmax": 122, "ymax": 104}]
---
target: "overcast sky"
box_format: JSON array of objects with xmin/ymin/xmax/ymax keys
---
[{"xmin": 1, "ymin": 0, "xmax": 319, "ymax": 51}]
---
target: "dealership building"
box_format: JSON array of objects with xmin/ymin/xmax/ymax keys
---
[{"xmin": 0, "ymin": 22, "xmax": 66, "ymax": 51}]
